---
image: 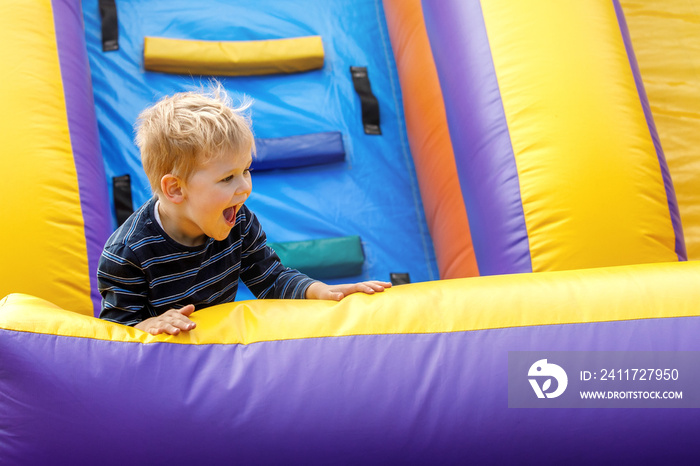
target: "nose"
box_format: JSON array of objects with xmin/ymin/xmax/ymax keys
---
[{"xmin": 234, "ymin": 175, "xmax": 252, "ymax": 197}]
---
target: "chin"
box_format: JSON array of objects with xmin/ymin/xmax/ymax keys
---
[{"xmin": 211, "ymin": 230, "xmax": 232, "ymax": 242}]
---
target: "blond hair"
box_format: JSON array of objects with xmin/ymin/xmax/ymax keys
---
[{"xmin": 135, "ymin": 83, "xmax": 255, "ymax": 194}]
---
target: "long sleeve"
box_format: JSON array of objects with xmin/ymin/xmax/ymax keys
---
[
  {"xmin": 98, "ymin": 242, "xmax": 150, "ymax": 326},
  {"xmin": 238, "ymin": 208, "xmax": 317, "ymax": 299}
]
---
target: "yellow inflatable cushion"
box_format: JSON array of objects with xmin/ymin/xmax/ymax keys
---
[
  {"xmin": 2, "ymin": 261, "xmax": 699, "ymax": 346},
  {"xmin": 143, "ymin": 35, "xmax": 324, "ymax": 76}
]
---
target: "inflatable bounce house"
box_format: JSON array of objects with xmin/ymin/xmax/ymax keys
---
[{"xmin": 2, "ymin": 0, "xmax": 700, "ymax": 463}]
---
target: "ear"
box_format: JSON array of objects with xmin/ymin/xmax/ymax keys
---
[{"xmin": 160, "ymin": 174, "xmax": 184, "ymax": 203}]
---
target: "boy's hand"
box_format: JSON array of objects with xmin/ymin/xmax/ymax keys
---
[
  {"xmin": 305, "ymin": 281, "xmax": 391, "ymax": 301},
  {"xmin": 134, "ymin": 304, "xmax": 196, "ymax": 335}
]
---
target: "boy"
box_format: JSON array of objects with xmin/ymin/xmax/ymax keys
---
[{"xmin": 98, "ymin": 86, "xmax": 390, "ymax": 335}]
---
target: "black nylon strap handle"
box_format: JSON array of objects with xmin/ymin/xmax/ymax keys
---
[
  {"xmin": 390, "ymin": 273, "xmax": 411, "ymax": 286},
  {"xmin": 350, "ymin": 66, "xmax": 381, "ymax": 135},
  {"xmin": 99, "ymin": 0, "xmax": 119, "ymax": 52},
  {"xmin": 112, "ymin": 175, "xmax": 133, "ymax": 226}
]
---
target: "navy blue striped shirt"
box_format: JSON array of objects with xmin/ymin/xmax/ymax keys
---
[{"xmin": 98, "ymin": 197, "xmax": 316, "ymax": 326}]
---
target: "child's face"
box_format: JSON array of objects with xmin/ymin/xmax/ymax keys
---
[{"xmin": 178, "ymin": 149, "xmax": 253, "ymax": 245}]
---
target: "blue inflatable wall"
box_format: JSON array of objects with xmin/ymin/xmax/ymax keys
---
[{"xmin": 82, "ymin": 0, "xmax": 439, "ymax": 299}]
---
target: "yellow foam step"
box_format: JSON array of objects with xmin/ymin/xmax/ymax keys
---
[{"xmin": 143, "ymin": 35, "xmax": 324, "ymax": 76}]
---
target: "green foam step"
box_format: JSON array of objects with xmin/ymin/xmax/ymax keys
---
[{"xmin": 268, "ymin": 235, "xmax": 364, "ymax": 279}]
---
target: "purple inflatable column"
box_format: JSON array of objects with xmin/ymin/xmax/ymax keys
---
[
  {"xmin": 421, "ymin": 0, "xmax": 532, "ymax": 275},
  {"xmin": 53, "ymin": 0, "xmax": 112, "ymax": 315}
]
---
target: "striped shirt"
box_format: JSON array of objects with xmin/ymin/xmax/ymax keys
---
[{"xmin": 98, "ymin": 197, "xmax": 316, "ymax": 326}]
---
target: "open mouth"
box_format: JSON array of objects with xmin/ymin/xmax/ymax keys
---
[{"xmin": 223, "ymin": 205, "xmax": 237, "ymax": 226}]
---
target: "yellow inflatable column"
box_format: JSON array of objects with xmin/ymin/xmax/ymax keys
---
[
  {"xmin": 621, "ymin": 0, "xmax": 700, "ymax": 260},
  {"xmin": 480, "ymin": 0, "xmax": 682, "ymax": 271},
  {"xmin": 0, "ymin": 2, "xmax": 94, "ymax": 314}
]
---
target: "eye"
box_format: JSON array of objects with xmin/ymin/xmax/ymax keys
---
[
  {"xmin": 221, "ymin": 175, "xmax": 233, "ymax": 183},
  {"xmin": 244, "ymin": 167, "xmax": 253, "ymax": 175}
]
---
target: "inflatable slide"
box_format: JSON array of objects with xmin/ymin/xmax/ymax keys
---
[{"xmin": 1, "ymin": 0, "xmax": 699, "ymax": 463}]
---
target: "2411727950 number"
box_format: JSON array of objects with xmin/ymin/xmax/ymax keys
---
[{"xmin": 598, "ymin": 368, "xmax": 679, "ymax": 381}]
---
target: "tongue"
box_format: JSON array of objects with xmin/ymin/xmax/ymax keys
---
[{"xmin": 223, "ymin": 206, "xmax": 236, "ymax": 223}]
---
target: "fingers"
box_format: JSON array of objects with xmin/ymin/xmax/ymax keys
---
[
  {"xmin": 333, "ymin": 281, "xmax": 392, "ymax": 300},
  {"xmin": 177, "ymin": 304, "xmax": 196, "ymax": 316},
  {"xmin": 306, "ymin": 280, "xmax": 391, "ymax": 301},
  {"xmin": 144, "ymin": 307, "xmax": 196, "ymax": 335},
  {"xmin": 353, "ymin": 281, "xmax": 392, "ymax": 295},
  {"xmin": 356, "ymin": 283, "xmax": 376, "ymax": 294},
  {"xmin": 365, "ymin": 281, "xmax": 392, "ymax": 292}
]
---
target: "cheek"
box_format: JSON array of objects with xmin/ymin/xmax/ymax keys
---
[{"xmin": 197, "ymin": 189, "xmax": 228, "ymax": 214}]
